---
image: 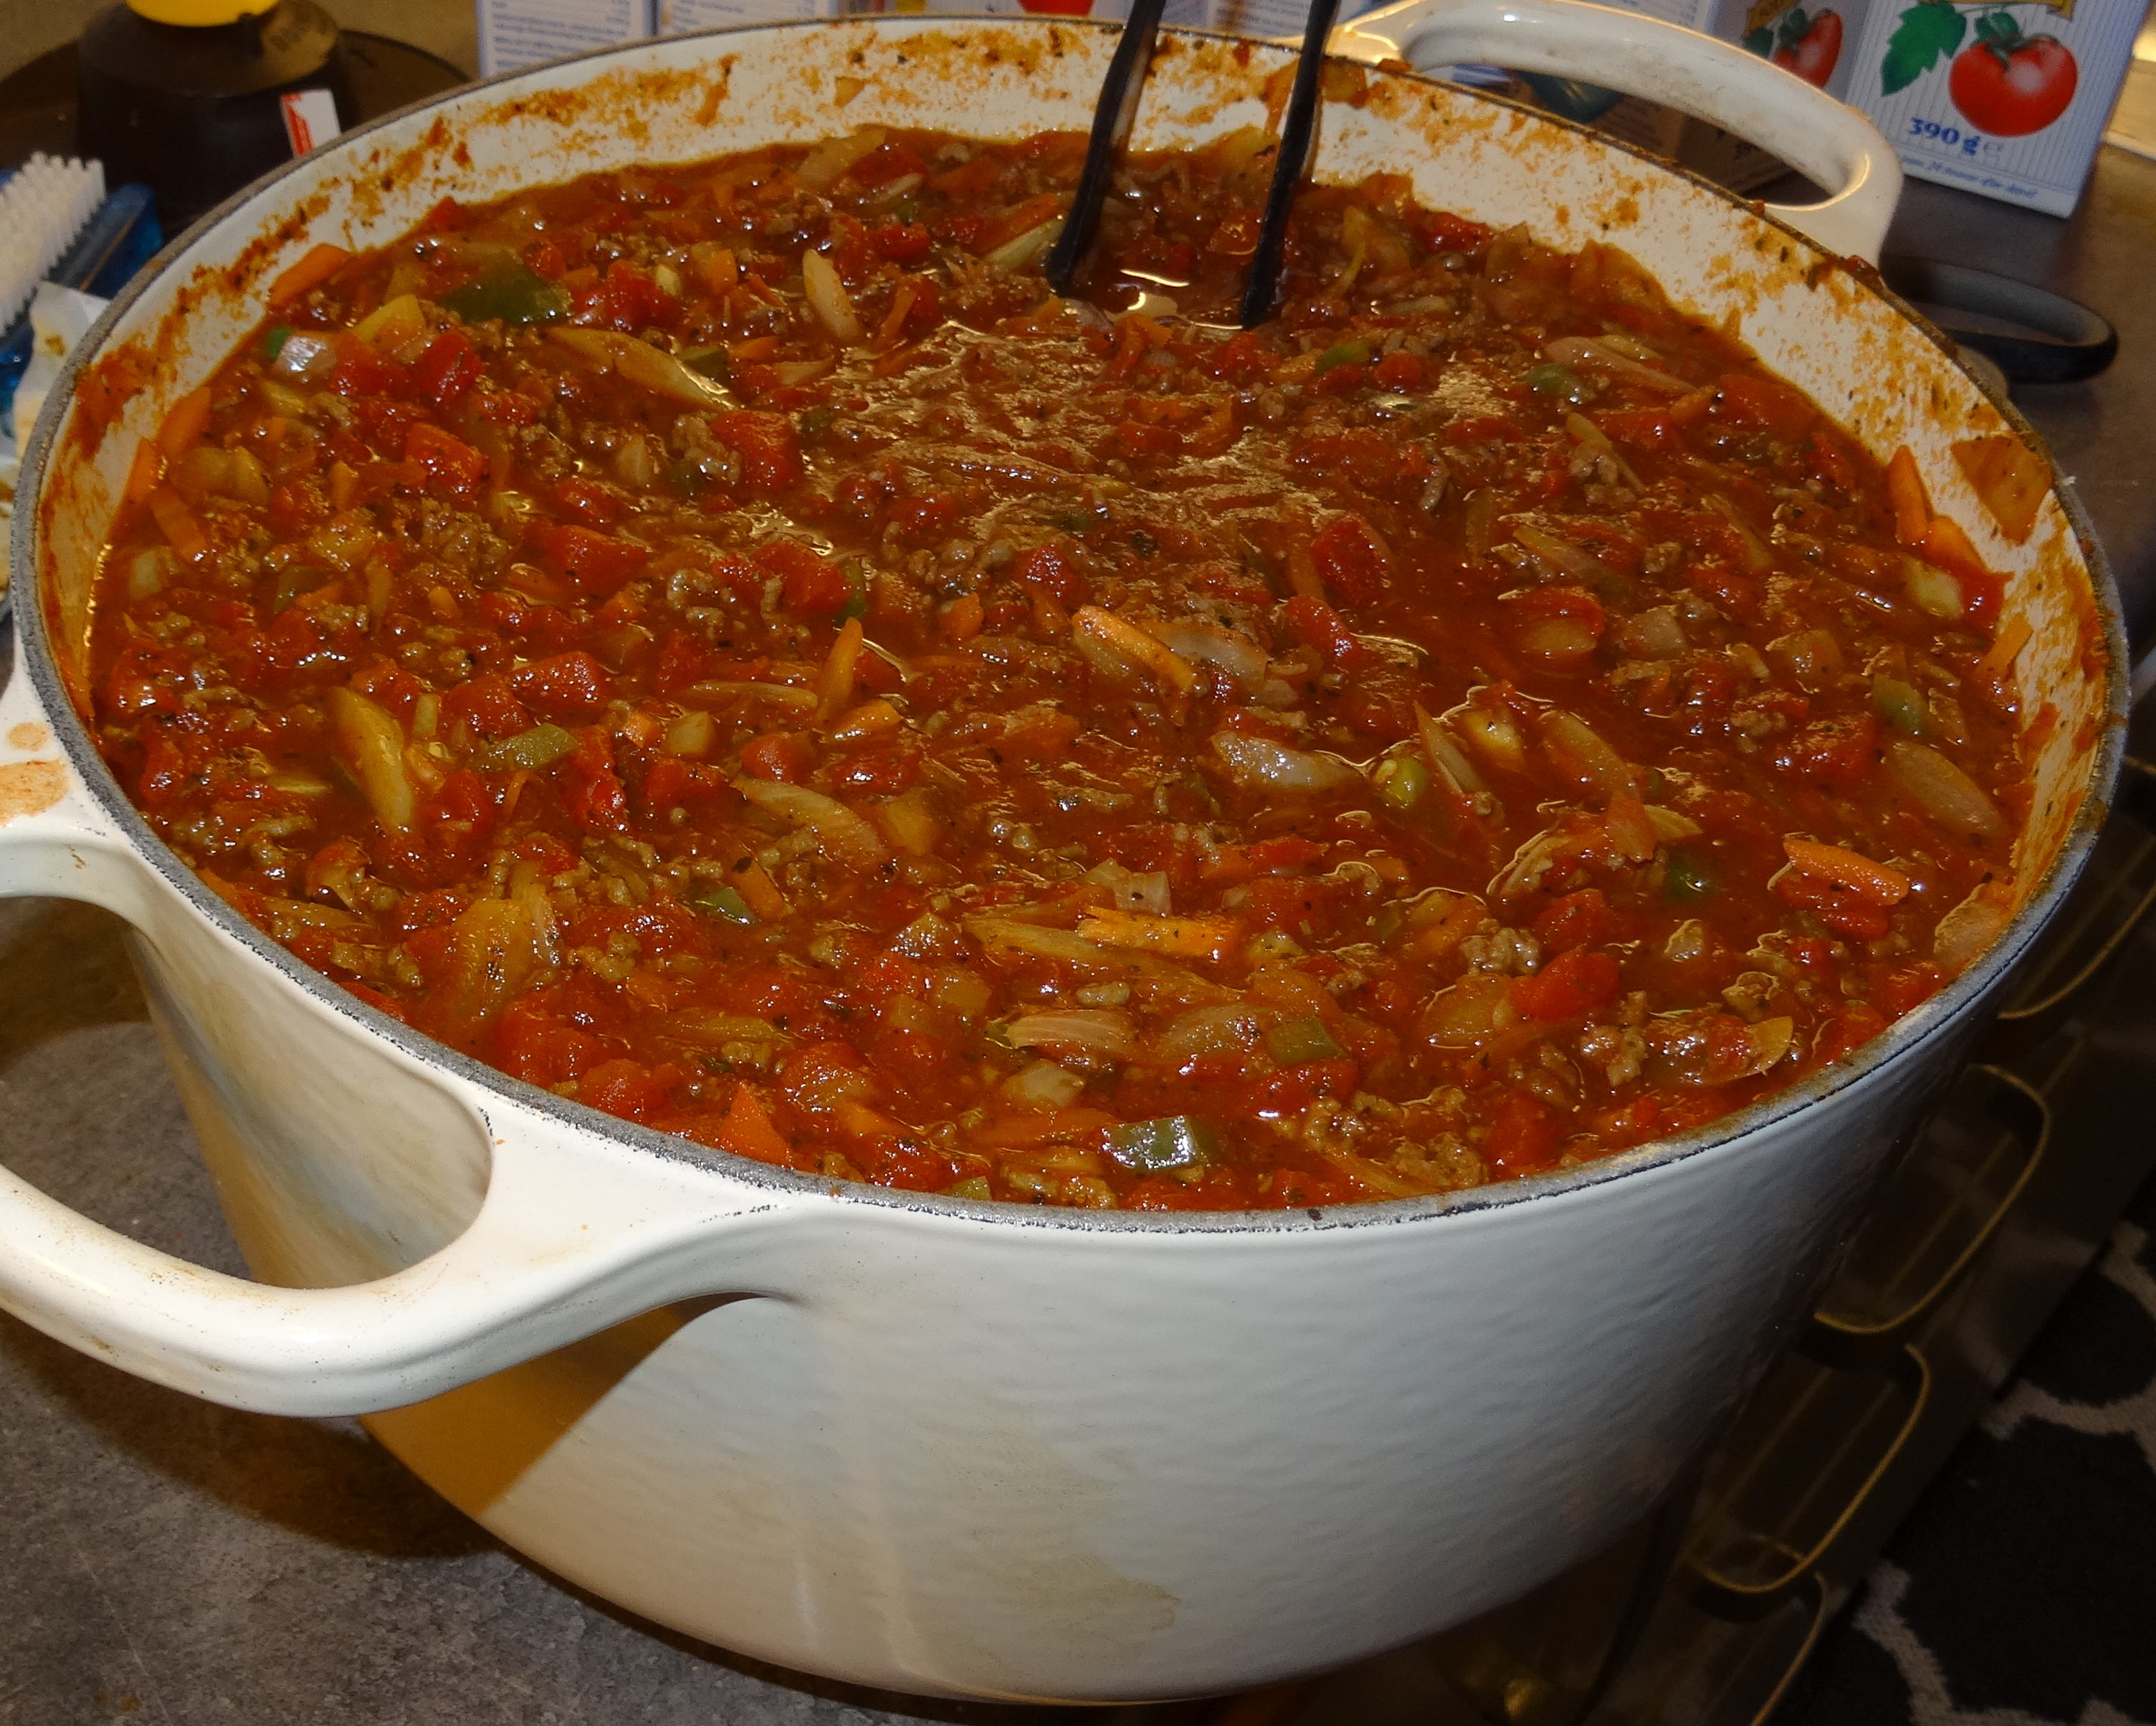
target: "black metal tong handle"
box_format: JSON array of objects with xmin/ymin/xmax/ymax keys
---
[
  {"xmin": 1043, "ymin": 0, "xmax": 1169, "ymax": 299},
  {"xmin": 1239, "ymin": 0, "xmax": 1345, "ymax": 328},
  {"xmin": 1044, "ymin": 0, "xmax": 1345, "ymax": 327}
]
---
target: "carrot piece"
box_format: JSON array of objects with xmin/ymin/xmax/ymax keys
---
[
  {"xmin": 1885, "ymin": 446, "xmax": 1930, "ymax": 548},
  {"xmin": 267, "ymin": 242, "xmax": 353, "ymax": 307},
  {"xmin": 328, "ymin": 459, "xmax": 359, "ymax": 510},
  {"xmin": 712, "ymin": 1082, "xmax": 792, "ymax": 1165},
  {"xmin": 1668, "ymin": 386, "xmax": 1717, "ymax": 426},
  {"xmin": 1980, "ymin": 614, "xmax": 2033, "ymax": 678},
  {"xmin": 877, "ymin": 280, "xmax": 918, "ymax": 350},
  {"xmin": 145, "ymin": 487, "xmax": 209, "ymax": 563},
  {"xmin": 1922, "ymin": 512, "xmax": 1985, "ymax": 580},
  {"xmin": 970, "ymin": 1107, "xmax": 1122, "ymax": 1149},
  {"xmin": 938, "ymin": 593, "xmax": 984, "ymax": 641},
  {"xmin": 1076, "ymin": 907, "xmax": 1244, "ymax": 963},
  {"xmin": 123, "ymin": 437, "xmax": 165, "ymax": 505},
  {"xmin": 156, "ymin": 386, "xmax": 214, "ymax": 462},
  {"xmin": 1783, "ymin": 836, "xmax": 1912, "ymax": 906},
  {"xmin": 728, "ymin": 857, "xmax": 791, "ymax": 921}
]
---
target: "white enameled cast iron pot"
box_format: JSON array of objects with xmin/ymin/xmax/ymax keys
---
[{"xmin": 0, "ymin": 3, "xmax": 2127, "ymax": 1702}]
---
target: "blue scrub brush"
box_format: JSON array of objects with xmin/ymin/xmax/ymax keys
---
[{"xmin": 0, "ymin": 156, "xmax": 163, "ymax": 429}]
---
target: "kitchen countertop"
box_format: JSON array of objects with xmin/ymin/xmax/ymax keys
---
[{"xmin": 1, "ymin": 21, "xmax": 2152, "ymax": 1722}]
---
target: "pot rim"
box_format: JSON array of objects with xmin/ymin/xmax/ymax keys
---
[{"xmin": 13, "ymin": 13, "xmax": 2129, "ymax": 1239}]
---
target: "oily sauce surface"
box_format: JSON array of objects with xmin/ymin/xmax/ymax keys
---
[{"xmin": 90, "ymin": 125, "xmax": 2031, "ymax": 1208}]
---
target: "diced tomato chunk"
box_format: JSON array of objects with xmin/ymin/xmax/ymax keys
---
[
  {"xmin": 1282, "ymin": 596, "xmax": 1368, "ymax": 669},
  {"xmin": 582, "ymin": 1058, "xmax": 684, "ymax": 1122},
  {"xmin": 411, "ymin": 329, "xmax": 482, "ymax": 407},
  {"xmin": 740, "ymin": 730, "xmax": 816, "ymax": 783},
  {"xmin": 1773, "ymin": 710, "xmax": 1879, "ymax": 789},
  {"xmin": 494, "ymin": 997, "xmax": 605, "ymax": 1086},
  {"xmin": 540, "ymin": 523, "xmax": 651, "ymax": 597},
  {"xmin": 1813, "ymin": 1002, "xmax": 1889, "ymax": 1066},
  {"xmin": 871, "ymin": 221, "xmax": 933, "ymax": 264},
  {"xmin": 561, "ymin": 726, "xmax": 629, "ymax": 832},
  {"xmin": 1509, "ymin": 948, "xmax": 1621, "ymax": 1020},
  {"xmin": 404, "ymin": 423, "xmax": 486, "ymax": 502},
  {"xmin": 1714, "ymin": 372, "xmax": 1816, "ymax": 441},
  {"xmin": 707, "ymin": 410, "xmax": 802, "ymax": 494},
  {"xmin": 757, "ymin": 540, "xmax": 847, "ymax": 613},
  {"xmin": 1530, "ymin": 889, "xmax": 1615, "ymax": 953},
  {"xmin": 1482, "ymin": 1090, "xmax": 1564, "ymax": 1176},
  {"xmin": 1308, "ymin": 513, "xmax": 1391, "ymax": 605},
  {"xmin": 511, "ymin": 651, "xmax": 611, "ymax": 719}
]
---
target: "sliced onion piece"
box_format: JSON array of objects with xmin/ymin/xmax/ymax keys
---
[
  {"xmin": 1074, "ymin": 606, "xmax": 1198, "ymax": 695},
  {"xmin": 1542, "ymin": 335, "xmax": 1692, "ymax": 393},
  {"xmin": 1003, "ymin": 1059, "xmax": 1088, "ymax": 1109},
  {"xmin": 1417, "ymin": 974, "xmax": 1511, "ymax": 1046},
  {"xmin": 1933, "ymin": 887, "xmax": 2013, "ymax": 973},
  {"xmin": 1147, "ymin": 620, "xmax": 1269, "ymax": 691},
  {"xmin": 1086, "ymin": 860, "xmax": 1172, "ymax": 915},
  {"xmin": 794, "ymin": 127, "xmax": 887, "ymax": 191},
  {"xmin": 1448, "ymin": 696, "xmax": 1530, "ymax": 776},
  {"xmin": 1006, "ymin": 1010, "xmax": 1137, "ymax": 1059},
  {"xmin": 1153, "ymin": 1003, "xmax": 1266, "ymax": 1065},
  {"xmin": 801, "ymin": 250, "xmax": 863, "ymax": 345},
  {"xmin": 1537, "ymin": 709, "xmax": 1639, "ymax": 804},
  {"xmin": 272, "ymin": 332, "xmax": 335, "ymax": 382},
  {"xmin": 328, "ymin": 686, "xmax": 414, "ymax": 832},
  {"xmin": 1746, "ymin": 1016, "xmax": 1796, "ymax": 1074},
  {"xmin": 738, "ymin": 779, "xmax": 888, "ymax": 869},
  {"xmin": 1209, "ymin": 732, "xmax": 1363, "ymax": 793},
  {"xmin": 1509, "ymin": 522, "xmax": 1617, "ymax": 587},
  {"xmin": 985, "ymin": 217, "xmax": 1065, "ymax": 273},
  {"xmin": 1885, "ymin": 738, "xmax": 2004, "ymax": 841},
  {"xmin": 1414, "ymin": 703, "xmax": 1487, "ymax": 799},
  {"xmin": 547, "ymin": 327, "xmax": 732, "ymax": 409}
]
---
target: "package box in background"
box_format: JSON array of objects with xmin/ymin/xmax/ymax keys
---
[
  {"xmin": 843, "ymin": 0, "xmax": 1131, "ymax": 15},
  {"xmin": 1452, "ymin": 0, "xmax": 1814, "ymax": 194},
  {"xmin": 1841, "ymin": 0, "xmax": 2151, "ymax": 214},
  {"xmin": 1589, "ymin": 0, "xmax": 1883, "ymax": 189},
  {"xmin": 477, "ymin": 0, "xmax": 654, "ymax": 75},
  {"xmin": 1163, "ymin": 0, "xmax": 1375, "ymax": 34},
  {"xmin": 661, "ymin": 0, "xmax": 841, "ymax": 23}
]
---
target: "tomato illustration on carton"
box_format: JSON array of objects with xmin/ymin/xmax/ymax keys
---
[
  {"xmin": 1740, "ymin": 0, "xmax": 1875, "ymax": 99},
  {"xmin": 1746, "ymin": 5, "xmax": 1847, "ymax": 85},
  {"xmin": 1881, "ymin": 0, "xmax": 2081, "ymax": 135}
]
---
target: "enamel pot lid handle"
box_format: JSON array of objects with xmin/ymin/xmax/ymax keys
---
[
  {"xmin": 1331, "ymin": 0, "xmax": 1904, "ymax": 264},
  {"xmin": 0, "ymin": 665, "xmax": 803, "ymax": 1418}
]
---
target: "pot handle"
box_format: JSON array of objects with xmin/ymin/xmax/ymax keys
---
[
  {"xmin": 0, "ymin": 665, "xmax": 805, "ymax": 1419},
  {"xmin": 1330, "ymin": 0, "xmax": 1903, "ymax": 263}
]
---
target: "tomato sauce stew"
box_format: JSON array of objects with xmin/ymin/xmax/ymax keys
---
[{"xmin": 91, "ymin": 125, "xmax": 2045, "ymax": 1209}]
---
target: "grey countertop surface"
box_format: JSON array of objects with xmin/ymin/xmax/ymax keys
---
[{"xmin": 2, "ymin": 14, "xmax": 2153, "ymax": 1722}]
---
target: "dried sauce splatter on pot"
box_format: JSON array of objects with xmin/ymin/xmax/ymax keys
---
[{"xmin": 90, "ymin": 125, "xmax": 2036, "ymax": 1209}]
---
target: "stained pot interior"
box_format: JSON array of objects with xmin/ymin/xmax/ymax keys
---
[{"xmin": 28, "ymin": 16, "xmax": 2116, "ymax": 981}]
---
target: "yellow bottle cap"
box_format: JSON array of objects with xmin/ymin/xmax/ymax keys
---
[{"xmin": 125, "ymin": 0, "xmax": 281, "ymax": 23}]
